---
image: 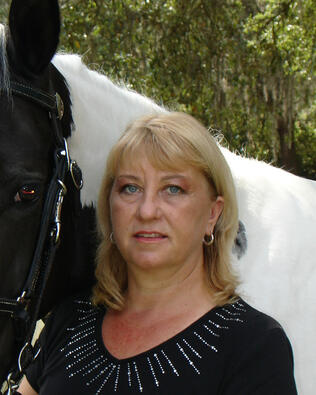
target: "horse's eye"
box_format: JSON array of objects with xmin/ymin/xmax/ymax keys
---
[{"xmin": 14, "ymin": 185, "xmax": 39, "ymax": 203}]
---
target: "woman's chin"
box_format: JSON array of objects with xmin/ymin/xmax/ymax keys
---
[{"xmin": 128, "ymin": 254, "xmax": 171, "ymax": 272}]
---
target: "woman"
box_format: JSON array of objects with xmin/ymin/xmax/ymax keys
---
[{"xmin": 19, "ymin": 112, "xmax": 297, "ymax": 394}]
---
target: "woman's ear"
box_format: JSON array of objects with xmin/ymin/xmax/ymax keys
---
[{"xmin": 207, "ymin": 196, "xmax": 224, "ymax": 234}]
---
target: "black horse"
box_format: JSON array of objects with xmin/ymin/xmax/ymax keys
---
[{"xmin": 0, "ymin": 0, "xmax": 95, "ymax": 388}]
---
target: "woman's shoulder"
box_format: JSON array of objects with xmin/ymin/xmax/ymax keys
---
[
  {"xmin": 217, "ymin": 298, "xmax": 289, "ymax": 343},
  {"xmin": 24, "ymin": 291, "xmax": 103, "ymax": 392},
  {"xmin": 217, "ymin": 298, "xmax": 295, "ymax": 371},
  {"xmin": 217, "ymin": 297, "xmax": 284, "ymax": 327},
  {"xmin": 46, "ymin": 291, "xmax": 95, "ymax": 321},
  {"xmin": 215, "ymin": 299, "xmax": 297, "ymax": 393},
  {"xmin": 39, "ymin": 291, "xmax": 102, "ymax": 349}
]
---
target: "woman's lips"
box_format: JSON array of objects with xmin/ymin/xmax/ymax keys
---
[{"xmin": 134, "ymin": 231, "xmax": 167, "ymax": 241}]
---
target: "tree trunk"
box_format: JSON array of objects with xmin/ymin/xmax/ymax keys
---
[{"xmin": 277, "ymin": 116, "xmax": 300, "ymax": 175}]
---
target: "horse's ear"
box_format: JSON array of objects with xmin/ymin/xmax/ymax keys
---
[{"xmin": 8, "ymin": 0, "xmax": 60, "ymax": 78}]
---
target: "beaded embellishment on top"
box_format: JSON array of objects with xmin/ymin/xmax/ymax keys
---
[{"xmin": 60, "ymin": 299, "xmax": 246, "ymax": 393}]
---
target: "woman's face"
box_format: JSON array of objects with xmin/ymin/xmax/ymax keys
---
[{"xmin": 109, "ymin": 153, "xmax": 223, "ymax": 275}]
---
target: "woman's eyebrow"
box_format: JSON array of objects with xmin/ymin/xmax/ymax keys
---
[
  {"xmin": 116, "ymin": 174, "xmax": 189, "ymax": 182},
  {"xmin": 116, "ymin": 174, "xmax": 140, "ymax": 181},
  {"xmin": 160, "ymin": 174, "xmax": 188, "ymax": 181}
]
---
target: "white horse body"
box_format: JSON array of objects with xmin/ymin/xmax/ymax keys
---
[
  {"xmin": 53, "ymin": 54, "xmax": 316, "ymax": 394},
  {"xmin": 53, "ymin": 54, "xmax": 165, "ymax": 206},
  {"xmin": 224, "ymin": 149, "xmax": 316, "ymax": 394}
]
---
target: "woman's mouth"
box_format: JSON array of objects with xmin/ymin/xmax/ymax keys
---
[{"xmin": 134, "ymin": 232, "xmax": 167, "ymax": 241}]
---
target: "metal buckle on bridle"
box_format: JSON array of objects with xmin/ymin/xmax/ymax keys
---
[
  {"xmin": 4, "ymin": 339, "xmax": 40, "ymax": 394},
  {"xmin": 55, "ymin": 92, "xmax": 64, "ymax": 120},
  {"xmin": 70, "ymin": 161, "xmax": 83, "ymax": 190},
  {"xmin": 51, "ymin": 179, "xmax": 67, "ymax": 245},
  {"xmin": 61, "ymin": 137, "xmax": 83, "ymax": 191},
  {"xmin": 17, "ymin": 342, "xmax": 40, "ymax": 373},
  {"xmin": 59, "ymin": 138, "xmax": 71, "ymax": 172},
  {"xmin": 5, "ymin": 372, "xmax": 18, "ymax": 395},
  {"xmin": 50, "ymin": 139, "xmax": 70, "ymax": 244},
  {"xmin": 18, "ymin": 343, "xmax": 29, "ymax": 373},
  {"xmin": 16, "ymin": 291, "xmax": 27, "ymax": 306}
]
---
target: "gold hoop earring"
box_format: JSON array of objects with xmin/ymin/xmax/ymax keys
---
[
  {"xmin": 203, "ymin": 233, "xmax": 214, "ymax": 246},
  {"xmin": 110, "ymin": 232, "xmax": 115, "ymax": 244}
]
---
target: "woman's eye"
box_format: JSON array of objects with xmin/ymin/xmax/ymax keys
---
[
  {"xmin": 14, "ymin": 185, "xmax": 39, "ymax": 203},
  {"xmin": 122, "ymin": 184, "xmax": 139, "ymax": 194},
  {"xmin": 166, "ymin": 185, "xmax": 183, "ymax": 195}
]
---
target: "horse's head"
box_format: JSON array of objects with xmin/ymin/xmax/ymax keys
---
[{"xmin": 0, "ymin": 0, "xmax": 95, "ymax": 386}]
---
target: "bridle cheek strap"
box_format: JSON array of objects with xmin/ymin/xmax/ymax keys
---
[{"xmin": 0, "ymin": 80, "xmax": 82, "ymax": 394}]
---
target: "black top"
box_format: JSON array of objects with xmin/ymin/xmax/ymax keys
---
[{"xmin": 26, "ymin": 295, "xmax": 297, "ymax": 394}]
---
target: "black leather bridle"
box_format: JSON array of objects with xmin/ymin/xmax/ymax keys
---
[{"xmin": 0, "ymin": 79, "xmax": 82, "ymax": 394}]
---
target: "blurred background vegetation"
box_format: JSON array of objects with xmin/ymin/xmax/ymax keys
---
[{"xmin": 1, "ymin": 0, "xmax": 315, "ymax": 179}]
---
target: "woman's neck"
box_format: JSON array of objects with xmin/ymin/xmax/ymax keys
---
[
  {"xmin": 123, "ymin": 260, "xmax": 215, "ymax": 316},
  {"xmin": 103, "ymin": 260, "xmax": 216, "ymax": 360}
]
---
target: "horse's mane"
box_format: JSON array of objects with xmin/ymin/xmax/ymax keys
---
[{"xmin": 0, "ymin": 24, "xmax": 10, "ymax": 94}]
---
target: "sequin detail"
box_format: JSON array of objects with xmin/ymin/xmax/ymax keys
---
[
  {"xmin": 176, "ymin": 343, "xmax": 200, "ymax": 374},
  {"xmin": 61, "ymin": 298, "xmax": 247, "ymax": 392},
  {"xmin": 147, "ymin": 357, "xmax": 159, "ymax": 387}
]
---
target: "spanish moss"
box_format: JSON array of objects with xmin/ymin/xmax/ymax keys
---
[{"xmin": 0, "ymin": 24, "xmax": 10, "ymax": 95}]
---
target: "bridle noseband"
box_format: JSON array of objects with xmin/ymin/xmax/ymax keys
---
[{"xmin": 0, "ymin": 79, "xmax": 83, "ymax": 394}]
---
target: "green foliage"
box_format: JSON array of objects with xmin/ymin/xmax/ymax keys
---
[
  {"xmin": 1, "ymin": 0, "xmax": 315, "ymax": 178},
  {"xmin": 245, "ymin": 0, "xmax": 315, "ymax": 77},
  {"xmin": 0, "ymin": 2, "xmax": 9, "ymax": 23},
  {"xmin": 295, "ymin": 100, "xmax": 316, "ymax": 179},
  {"xmin": 242, "ymin": 0, "xmax": 316, "ymax": 176}
]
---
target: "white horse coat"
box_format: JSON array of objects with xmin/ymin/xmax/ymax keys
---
[{"xmin": 53, "ymin": 54, "xmax": 316, "ymax": 395}]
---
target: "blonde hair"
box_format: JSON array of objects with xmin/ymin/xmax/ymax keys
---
[{"xmin": 92, "ymin": 112, "xmax": 239, "ymax": 309}]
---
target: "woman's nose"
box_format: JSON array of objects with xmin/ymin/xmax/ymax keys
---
[{"xmin": 137, "ymin": 191, "xmax": 161, "ymax": 220}]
